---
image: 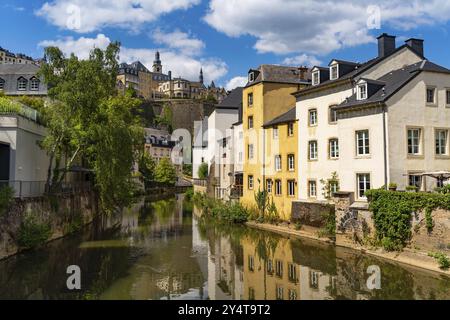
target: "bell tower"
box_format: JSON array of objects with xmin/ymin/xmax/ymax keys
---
[{"xmin": 153, "ymin": 51, "xmax": 162, "ymax": 73}]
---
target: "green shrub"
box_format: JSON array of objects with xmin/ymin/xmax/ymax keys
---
[
  {"xmin": 17, "ymin": 215, "xmax": 52, "ymax": 249},
  {"xmin": 192, "ymin": 192, "xmax": 248, "ymax": 223},
  {"xmin": 435, "ymin": 184, "xmax": 450, "ymax": 194},
  {"xmin": 184, "ymin": 188, "xmax": 194, "ymax": 201},
  {"xmin": 0, "ymin": 186, "xmax": 14, "ymax": 216},
  {"xmin": 197, "ymin": 163, "xmax": 209, "ymax": 179},
  {"xmin": 428, "ymin": 252, "xmax": 450, "ymax": 270},
  {"xmin": 319, "ymin": 210, "xmax": 336, "ymax": 239}
]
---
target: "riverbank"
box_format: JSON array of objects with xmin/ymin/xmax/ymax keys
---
[{"xmin": 245, "ymin": 220, "xmax": 450, "ymax": 277}]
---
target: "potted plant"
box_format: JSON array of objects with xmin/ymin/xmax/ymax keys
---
[
  {"xmin": 406, "ymin": 185, "xmax": 419, "ymax": 192},
  {"xmin": 388, "ymin": 183, "xmax": 397, "ymax": 191}
]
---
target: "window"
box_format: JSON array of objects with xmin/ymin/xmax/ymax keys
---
[
  {"xmin": 288, "ymin": 154, "xmax": 295, "ymax": 171},
  {"xmin": 275, "ymin": 180, "xmax": 282, "ymax": 196},
  {"xmin": 287, "ymin": 180, "xmax": 295, "ymax": 197},
  {"xmin": 248, "ymin": 144, "xmax": 254, "ymax": 159},
  {"xmin": 17, "ymin": 77, "xmax": 27, "ymax": 91},
  {"xmin": 309, "ymin": 109, "xmax": 317, "ymax": 126},
  {"xmin": 249, "ymin": 72, "xmax": 255, "ymax": 82},
  {"xmin": 435, "ymin": 129, "xmax": 448, "ymax": 155},
  {"xmin": 288, "ymin": 123, "xmax": 294, "ymax": 136},
  {"xmin": 329, "ymin": 106, "xmax": 338, "ymax": 123},
  {"xmin": 409, "ymin": 174, "xmax": 422, "ymax": 189},
  {"xmin": 309, "ymin": 141, "xmax": 318, "ymax": 160},
  {"xmin": 426, "ymin": 87, "xmax": 436, "ymax": 104},
  {"xmin": 407, "ymin": 128, "xmax": 421, "ymax": 155},
  {"xmin": 288, "ymin": 263, "xmax": 297, "ymax": 282},
  {"xmin": 288, "ymin": 289, "xmax": 297, "ymax": 300},
  {"xmin": 248, "ymin": 93, "xmax": 253, "ymax": 106},
  {"xmin": 266, "ymin": 179, "xmax": 273, "ymax": 193},
  {"xmin": 310, "ymin": 271, "xmax": 319, "ymax": 289},
  {"xmin": 329, "ymin": 139, "xmax": 339, "ymax": 159},
  {"xmin": 0, "ymin": 78, "xmax": 4, "ymax": 90},
  {"xmin": 248, "ymin": 175, "xmax": 254, "ymax": 190},
  {"xmin": 356, "ymin": 130, "xmax": 370, "ymax": 156},
  {"xmin": 248, "ymin": 116, "xmax": 254, "ymax": 129},
  {"xmin": 275, "ymin": 155, "xmax": 282, "ymax": 171},
  {"xmin": 276, "ymin": 286, "xmax": 284, "ymax": 300},
  {"xmin": 275, "ymin": 260, "xmax": 283, "ymax": 278},
  {"xmin": 248, "ymin": 288, "xmax": 255, "ymax": 300},
  {"xmin": 248, "ymin": 255, "xmax": 254, "ymax": 272},
  {"xmin": 357, "ymin": 84, "xmax": 367, "ymax": 100},
  {"xmin": 357, "ymin": 173, "xmax": 371, "ymax": 199},
  {"xmin": 273, "ymin": 126, "xmax": 279, "ymax": 139},
  {"xmin": 308, "ymin": 180, "xmax": 317, "ymax": 198},
  {"xmin": 267, "ymin": 259, "xmax": 274, "ymax": 274},
  {"xmin": 446, "ymin": 90, "xmax": 450, "ymax": 106},
  {"xmin": 330, "ymin": 64, "xmax": 338, "ymax": 80},
  {"xmin": 312, "ymin": 71, "xmax": 320, "ymax": 85}
]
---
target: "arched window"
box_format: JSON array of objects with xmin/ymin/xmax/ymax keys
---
[
  {"xmin": 0, "ymin": 78, "xmax": 5, "ymax": 90},
  {"xmin": 17, "ymin": 77, "xmax": 28, "ymax": 91},
  {"xmin": 30, "ymin": 77, "xmax": 40, "ymax": 91}
]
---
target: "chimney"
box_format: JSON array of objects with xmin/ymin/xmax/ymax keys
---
[
  {"xmin": 377, "ymin": 33, "xmax": 396, "ymax": 58},
  {"xmin": 168, "ymin": 70, "xmax": 172, "ymax": 80},
  {"xmin": 298, "ymin": 66, "xmax": 308, "ymax": 80},
  {"xmin": 405, "ymin": 38, "xmax": 424, "ymax": 57}
]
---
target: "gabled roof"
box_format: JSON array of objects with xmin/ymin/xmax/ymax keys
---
[
  {"xmin": 263, "ymin": 107, "xmax": 296, "ymax": 128},
  {"xmin": 334, "ymin": 60, "xmax": 450, "ymax": 110},
  {"xmin": 216, "ymin": 87, "xmax": 243, "ymax": 109},
  {"xmin": 0, "ymin": 64, "xmax": 40, "ymax": 75},
  {"xmin": 329, "ymin": 59, "xmax": 361, "ymax": 67},
  {"xmin": 246, "ymin": 64, "xmax": 311, "ymax": 87}
]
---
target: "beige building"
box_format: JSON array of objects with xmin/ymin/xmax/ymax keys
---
[
  {"xmin": 296, "ymin": 33, "xmax": 450, "ymax": 204},
  {"xmin": 0, "ymin": 47, "xmax": 38, "ymax": 65}
]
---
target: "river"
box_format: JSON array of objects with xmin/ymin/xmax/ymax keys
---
[{"xmin": 0, "ymin": 194, "xmax": 449, "ymax": 300}]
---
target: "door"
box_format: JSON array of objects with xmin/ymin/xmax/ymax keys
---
[{"xmin": 0, "ymin": 143, "xmax": 10, "ymax": 181}]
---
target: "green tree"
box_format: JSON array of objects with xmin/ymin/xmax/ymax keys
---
[
  {"xmin": 155, "ymin": 158, "xmax": 177, "ymax": 186},
  {"xmin": 139, "ymin": 153, "xmax": 156, "ymax": 189},
  {"xmin": 154, "ymin": 104, "xmax": 173, "ymax": 133},
  {"xmin": 38, "ymin": 43, "xmax": 144, "ymax": 212},
  {"xmin": 197, "ymin": 162, "xmax": 209, "ymax": 179}
]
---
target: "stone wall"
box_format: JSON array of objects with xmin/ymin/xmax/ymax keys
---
[
  {"xmin": 0, "ymin": 192, "xmax": 98, "ymax": 260},
  {"xmin": 291, "ymin": 201, "xmax": 335, "ymax": 228}
]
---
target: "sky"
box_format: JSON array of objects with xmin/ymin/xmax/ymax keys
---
[{"xmin": 1, "ymin": 0, "xmax": 450, "ymax": 90}]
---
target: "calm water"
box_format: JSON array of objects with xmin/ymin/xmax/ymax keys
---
[{"xmin": 1, "ymin": 194, "xmax": 450, "ymax": 300}]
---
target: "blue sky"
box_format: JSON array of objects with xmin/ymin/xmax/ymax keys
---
[{"xmin": 1, "ymin": 0, "xmax": 450, "ymax": 89}]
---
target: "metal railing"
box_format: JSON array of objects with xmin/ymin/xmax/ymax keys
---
[
  {"xmin": 0, "ymin": 180, "xmax": 93, "ymax": 198},
  {"xmin": 193, "ymin": 179, "xmax": 207, "ymax": 187}
]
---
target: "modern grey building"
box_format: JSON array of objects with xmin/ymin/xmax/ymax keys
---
[{"xmin": 0, "ymin": 64, "xmax": 47, "ymax": 96}]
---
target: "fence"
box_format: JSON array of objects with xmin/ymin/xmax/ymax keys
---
[
  {"xmin": 193, "ymin": 179, "xmax": 207, "ymax": 187},
  {"xmin": 0, "ymin": 180, "xmax": 93, "ymax": 199}
]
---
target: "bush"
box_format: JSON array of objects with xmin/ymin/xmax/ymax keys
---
[
  {"xmin": 184, "ymin": 188, "xmax": 194, "ymax": 201},
  {"xmin": 192, "ymin": 192, "xmax": 248, "ymax": 223},
  {"xmin": 197, "ymin": 163, "xmax": 209, "ymax": 179},
  {"xmin": 17, "ymin": 215, "xmax": 52, "ymax": 249},
  {"xmin": 428, "ymin": 252, "xmax": 450, "ymax": 270},
  {"xmin": 0, "ymin": 186, "xmax": 14, "ymax": 216},
  {"xmin": 154, "ymin": 158, "xmax": 177, "ymax": 186}
]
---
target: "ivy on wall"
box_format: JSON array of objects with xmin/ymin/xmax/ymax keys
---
[{"xmin": 366, "ymin": 190, "xmax": 450, "ymax": 251}]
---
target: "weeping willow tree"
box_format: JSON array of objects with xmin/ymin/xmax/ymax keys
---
[{"xmin": 38, "ymin": 43, "xmax": 144, "ymax": 213}]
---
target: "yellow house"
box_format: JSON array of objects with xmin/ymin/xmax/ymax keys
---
[{"xmin": 241, "ymin": 65, "xmax": 309, "ymax": 220}]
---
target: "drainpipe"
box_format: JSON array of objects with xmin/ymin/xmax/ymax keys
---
[
  {"xmin": 262, "ymin": 125, "xmax": 266, "ymax": 191},
  {"xmin": 382, "ymin": 103, "xmax": 388, "ymax": 190}
]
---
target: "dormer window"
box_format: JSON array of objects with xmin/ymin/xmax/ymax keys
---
[
  {"xmin": 312, "ymin": 71, "xmax": 320, "ymax": 86},
  {"xmin": 249, "ymin": 72, "xmax": 255, "ymax": 82},
  {"xmin": 357, "ymin": 83, "xmax": 368, "ymax": 100},
  {"xmin": 330, "ymin": 64, "xmax": 338, "ymax": 80},
  {"xmin": 17, "ymin": 77, "xmax": 27, "ymax": 91}
]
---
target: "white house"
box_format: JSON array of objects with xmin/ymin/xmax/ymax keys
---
[{"xmin": 296, "ymin": 33, "xmax": 450, "ymax": 203}]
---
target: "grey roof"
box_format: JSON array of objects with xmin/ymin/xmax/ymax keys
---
[
  {"xmin": 246, "ymin": 64, "xmax": 311, "ymax": 87},
  {"xmin": 216, "ymin": 87, "xmax": 243, "ymax": 109},
  {"xmin": 263, "ymin": 107, "xmax": 296, "ymax": 128},
  {"xmin": 295, "ymin": 44, "xmax": 425, "ymax": 96},
  {"xmin": 329, "ymin": 59, "xmax": 361, "ymax": 67},
  {"xmin": 0, "ymin": 64, "xmax": 47, "ymax": 96},
  {"xmin": 334, "ymin": 60, "xmax": 450, "ymax": 110}
]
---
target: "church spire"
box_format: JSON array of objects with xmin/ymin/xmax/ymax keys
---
[
  {"xmin": 199, "ymin": 68, "xmax": 204, "ymax": 84},
  {"xmin": 153, "ymin": 51, "xmax": 162, "ymax": 73}
]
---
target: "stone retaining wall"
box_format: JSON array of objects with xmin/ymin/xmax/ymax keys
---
[{"xmin": 291, "ymin": 201, "xmax": 335, "ymax": 228}]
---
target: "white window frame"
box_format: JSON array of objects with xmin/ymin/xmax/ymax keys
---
[
  {"xmin": 275, "ymin": 155, "xmax": 282, "ymax": 171},
  {"xmin": 248, "ymin": 144, "xmax": 254, "ymax": 159},
  {"xmin": 357, "ymin": 83, "xmax": 368, "ymax": 100},
  {"xmin": 357, "ymin": 173, "xmax": 371, "ymax": 199},
  {"xmin": 329, "ymin": 139, "xmax": 339, "ymax": 159},
  {"xmin": 312, "ymin": 71, "xmax": 320, "ymax": 86},
  {"xmin": 330, "ymin": 63, "xmax": 339, "ymax": 80},
  {"xmin": 17, "ymin": 77, "xmax": 27, "ymax": 91},
  {"xmin": 329, "ymin": 105, "xmax": 338, "ymax": 123},
  {"xmin": 287, "ymin": 180, "xmax": 295, "ymax": 197},
  {"xmin": 407, "ymin": 128, "xmax": 422, "ymax": 156},
  {"xmin": 356, "ymin": 130, "xmax": 370, "ymax": 156},
  {"xmin": 248, "ymin": 116, "xmax": 254, "ymax": 129},
  {"xmin": 275, "ymin": 180, "xmax": 282, "ymax": 196},
  {"xmin": 30, "ymin": 78, "xmax": 39, "ymax": 91},
  {"xmin": 266, "ymin": 179, "xmax": 273, "ymax": 193},
  {"xmin": 0, "ymin": 78, "xmax": 4, "ymax": 90},
  {"xmin": 248, "ymin": 175, "xmax": 254, "ymax": 190},
  {"xmin": 309, "ymin": 140, "xmax": 318, "ymax": 160},
  {"xmin": 288, "ymin": 122, "xmax": 294, "ymax": 136},
  {"xmin": 308, "ymin": 180, "xmax": 317, "ymax": 198},
  {"xmin": 309, "ymin": 109, "xmax": 318, "ymax": 126},
  {"xmin": 426, "ymin": 87, "xmax": 436, "ymax": 105},
  {"xmin": 249, "ymin": 72, "xmax": 255, "ymax": 82},
  {"xmin": 288, "ymin": 154, "xmax": 295, "ymax": 171},
  {"xmin": 273, "ymin": 126, "xmax": 279, "ymax": 139},
  {"xmin": 408, "ymin": 174, "xmax": 422, "ymax": 189},
  {"xmin": 248, "ymin": 93, "xmax": 253, "ymax": 107},
  {"xmin": 435, "ymin": 129, "xmax": 449, "ymax": 156}
]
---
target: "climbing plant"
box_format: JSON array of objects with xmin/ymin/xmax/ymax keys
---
[
  {"xmin": 366, "ymin": 189, "xmax": 450, "ymax": 251},
  {"xmin": 320, "ymin": 172, "xmax": 340, "ymax": 200}
]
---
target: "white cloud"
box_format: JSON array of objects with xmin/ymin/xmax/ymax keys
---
[
  {"xmin": 36, "ymin": 0, "xmax": 200, "ymax": 33},
  {"xmin": 38, "ymin": 34, "xmax": 228, "ymax": 84},
  {"xmin": 225, "ymin": 76, "xmax": 247, "ymax": 91},
  {"xmin": 151, "ymin": 29, "xmax": 205, "ymax": 56},
  {"xmin": 204, "ymin": 0, "xmax": 450, "ymax": 56},
  {"xmin": 282, "ymin": 54, "xmax": 321, "ymax": 67}
]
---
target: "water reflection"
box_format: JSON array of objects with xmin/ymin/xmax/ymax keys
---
[{"xmin": 0, "ymin": 194, "xmax": 449, "ymax": 300}]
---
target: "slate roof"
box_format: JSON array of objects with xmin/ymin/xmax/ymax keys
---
[
  {"xmin": 246, "ymin": 64, "xmax": 311, "ymax": 87},
  {"xmin": 216, "ymin": 87, "xmax": 243, "ymax": 109},
  {"xmin": 334, "ymin": 60, "xmax": 450, "ymax": 110},
  {"xmin": 263, "ymin": 107, "xmax": 296, "ymax": 128},
  {"xmin": 0, "ymin": 64, "xmax": 47, "ymax": 96}
]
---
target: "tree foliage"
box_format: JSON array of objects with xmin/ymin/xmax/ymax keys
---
[
  {"xmin": 38, "ymin": 43, "xmax": 144, "ymax": 212},
  {"xmin": 154, "ymin": 158, "xmax": 177, "ymax": 186},
  {"xmin": 197, "ymin": 162, "xmax": 209, "ymax": 179}
]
